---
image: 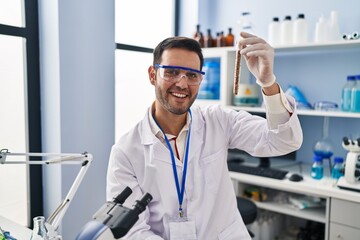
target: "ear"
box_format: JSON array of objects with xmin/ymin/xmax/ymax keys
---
[{"xmin": 148, "ymin": 66, "xmax": 156, "ymax": 85}]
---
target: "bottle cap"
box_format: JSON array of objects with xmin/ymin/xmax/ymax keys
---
[
  {"xmin": 334, "ymin": 157, "xmax": 344, "ymax": 163},
  {"xmin": 347, "ymin": 75, "xmax": 356, "ymax": 81},
  {"xmin": 284, "ymin": 15, "xmax": 291, "ymax": 21},
  {"xmin": 298, "ymin": 13, "xmax": 305, "ymax": 19},
  {"xmin": 313, "ymin": 155, "xmax": 323, "ymax": 162},
  {"xmin": 273, "ymin": 17, "xmax": 279, "ymax": 22}
]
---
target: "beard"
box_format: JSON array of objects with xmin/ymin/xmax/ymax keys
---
[{"xmin": 155, "ymin": 84, "xmax": 197, "ymax": 115}]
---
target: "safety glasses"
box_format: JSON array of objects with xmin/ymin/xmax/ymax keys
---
[{"xmin": 154, "ymin": 64, "xmax": 205, "ymax": 86}]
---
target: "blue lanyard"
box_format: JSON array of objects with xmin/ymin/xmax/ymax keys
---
[{"xmin": 153, "ymin": 110, "xmax": 192, "ymax": 218}]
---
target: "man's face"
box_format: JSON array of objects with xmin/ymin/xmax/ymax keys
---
[{"xmin": 149, "ymin": 48, "xmax": 202, "ymax": 115}]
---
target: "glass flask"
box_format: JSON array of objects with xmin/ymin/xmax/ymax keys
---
[
  {"xmin": 30, "ymin": 216, "xmax": 49, "ymax": 240},
  {"xmin": 313, "ymin": 116, "xmax": 334, "ymax": 173}
]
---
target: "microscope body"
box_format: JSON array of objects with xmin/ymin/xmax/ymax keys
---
[
  {"xmin": 337, "ymin": 137, "xmax": 360, "ymax": 191},
  {"xmin": 76, "ymin": 187, "xmax": 152, "ymax": 240}
]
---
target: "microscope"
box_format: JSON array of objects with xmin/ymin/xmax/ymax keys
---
[
  {"xmin": 337, "ymin": 137, "xmax": 360, "ymax": 191},
  {"xmin": 76, "ymin": 187, "xmax": 152, "ymax": 240}
]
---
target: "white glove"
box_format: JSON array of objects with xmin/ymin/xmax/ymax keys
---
[
  {"xmin": 256, "ymin": 74, "xmax": 276, "ymax": 88},
  {"xmin": 237, "ymin": 32, "xmax": 276, "ymax": 88}
]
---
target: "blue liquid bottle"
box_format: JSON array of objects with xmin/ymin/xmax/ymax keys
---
[
  {"xmin": 311, "ymin": 155, "xmax": 323, "ymax": 180},
  {"xmin": 350, "ymin": 75, "xmax": 360, "ymax": 112},
  {"xmin": 341, "ymin": 75, "xmax": 356, "ymax": 111},
  {"xmin": 331, "ymin": 157, "xmax": 344, "ymax": 179}
]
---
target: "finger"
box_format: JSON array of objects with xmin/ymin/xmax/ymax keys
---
[
  {"xmin": 240, "ymin": 43, "xmax": 272, "ymax": 55},
  {"xmin": 239, "ymin": 36, "xmax": 267, "ymax": 47},
  {"xmin": 239, "ymin": 31, "xmax": 256, "ymax": 38},
  {"xmin": 244, "ymin": 49, "xmax": 271, "ymax": 58}
]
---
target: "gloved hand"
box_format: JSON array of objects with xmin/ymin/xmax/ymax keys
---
[{"xmin": 237, "ymin": 32, "xmax": 276, "ymax": 88}]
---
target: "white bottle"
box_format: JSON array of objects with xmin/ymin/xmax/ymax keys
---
[
  {"xmin": 328, "ymin": 11, "xmax": 341, "ymax": 41},
  {"xmin": 236, "ymin": 12, "xmax": 254, "ymax": 43},
  {"xmin": 293, "ymin": 13, "xmax": 308, "ymax": 44},
  {"xmin": 314, "ymin": 15, "xmax": 329, "ymax": 43},
  {"xmin": 268, "ymin": 17, "xmax": 281, "ymax": 46},
  {"xmin": 280, "ymin": 15, "xmax": 293, "ymax": 45}
]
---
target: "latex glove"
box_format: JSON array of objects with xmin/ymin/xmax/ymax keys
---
[{"xmin": 237, "ymin": 32, "xmax": 276, "ymax": 88}]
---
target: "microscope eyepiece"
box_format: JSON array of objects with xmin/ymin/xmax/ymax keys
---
[
  {"xmin": 133, "ymin": 193, "xmax": 153, "ymax": 214},
  {"xmin": 113, "ymin": 186, "xmax": 132, "ymax": 204}
]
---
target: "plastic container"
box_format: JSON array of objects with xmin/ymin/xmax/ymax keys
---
[
  {"xmin": 293, "ymin": 13, "xmax": 308, "ymax": 44},
  {"xmin": 236, "ymin": 12, "xmax": 254, "ymax": 42},
  {"xmin": 328, "ymin": 11, "xmax": 341, "ymax": 41},
  {"xmin": 311, "ymin": 155, "xmax": 324, "ymax": 180},
  {"xmin": 198, "ymin": 59, "xmax": 220, "ymax": 100},
  {"xmin": 314, "ymin": 15, "xmax": 329, "ymax": 43},
  {"xmin": 341, "ymin": 75, "xmax": 356, "ymax": 111},
  {"xmin": 350, "ymin": 75, "xmax": 360, "ymax": 112},
  {"xmin": 268, "ymin": 17, "xmax": 281, "ymax": 46},
  {"xmin": 280, "ymin": 15, "xmax": 293, "ymax": 45},
  {"xmin": 332, "ymin": 157, "xmax": 344, "ymax": 179}
]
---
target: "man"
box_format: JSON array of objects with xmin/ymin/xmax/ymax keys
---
[{"xmin": 106, "ymin": 32, "xmax": 303, "ymax": 239}]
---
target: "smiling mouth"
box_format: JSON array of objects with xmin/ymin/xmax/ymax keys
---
[{"xmin": 171, "ymin": 92, "xmax": 187, "ymax": 98}]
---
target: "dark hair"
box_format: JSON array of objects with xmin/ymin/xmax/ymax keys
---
[{"xmin": 153, "ymin": 37, "xmax": 204, "ymax": 71}]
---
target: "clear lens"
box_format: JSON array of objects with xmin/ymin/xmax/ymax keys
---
[{"xmin": 158, "ymin": 67, "xmax": 202, "ymax": 85}]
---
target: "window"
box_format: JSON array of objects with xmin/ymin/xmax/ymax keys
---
[
  {"xmin": 0, "ymin": 0, "xmax": 41, "ymax": 227},
  {"xmin": 115, "ymin": 0, "xmax": 177, "ymax": 140}
]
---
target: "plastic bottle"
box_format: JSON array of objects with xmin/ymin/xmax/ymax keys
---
[
  {"xmin": 314, "ymin": 15, "xmax": 329, "ymax": 43},
  {"xmin": 198, "ymin": 60, "xmax": 220, "ymax": 99},
  {"xmin": 236, "ymin": 12, "xmax": 254, "ymax": 42},
  {"xmin": 332, "ymin": 157, "xmax": 344, "ymax": 179},
  {"xmin": 311, "ymin": 155, "xmax": 323, "ymax": 180},
  {"xmin": 293, "ymin": 13, "xmax": 308, "ymax": 44},
  {"xmin": 280, "ymin": 15, "xmax": 293, "ymax": 45},
  {"xmin": 341, "ymin": 75, "xmax": 356, "ymax": 111},
  {"xmin": 268, "ymin": 17, "xmax": 281, "ymax": 46},
  {"xmin": 350, "ymin": 75, "xmax": 360, "ymax": 112},
  {"xmin": 226, "ymin": 28, "xmax": 235, "ymax": 46},
  {"xmin": 328, "ymin": 11, "xmax": 341, "ymax": 41}
]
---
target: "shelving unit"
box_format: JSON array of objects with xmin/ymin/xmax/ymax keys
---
[
  {"xmin": 199, "ymin": 41, "xmax": 360, "ymax": 239},
  {"xmin": 230, "ymin": 168, "xmax": 360, "ymax": 240},
  {"xmin": 196, "ymin": 40, "xmax": 360, "ymax": 119}
]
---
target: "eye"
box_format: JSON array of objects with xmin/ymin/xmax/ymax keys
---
[
  {"xmin": 164, "ymin": 69, "xmax": 179, "ymax": 77},
  {"xmin": 186, "ymin": 72, "xmax": 198, "ymax": 79}
]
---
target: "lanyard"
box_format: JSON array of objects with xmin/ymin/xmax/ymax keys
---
[{"xmin": 153, "ymin": 110, "xmax": 192, "ymax": 218}]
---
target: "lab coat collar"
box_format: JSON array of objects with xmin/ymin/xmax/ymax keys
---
[{"xmin": 140, "ymin": 106, "xmax": 205, "ymax": 166}]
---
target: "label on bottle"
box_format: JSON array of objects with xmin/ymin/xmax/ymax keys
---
[
  {"xmin": 332, "ymin": 165, "xmax": 344, "ymax": 179},
  {"xmin": 342, "ymin": 88, "xmax": 353, "ymax": 111},
  {"xmin": 351, "ymin": 89, "xmax": 360, "ymax": 112},
  {"xmin": 311, "ymin": 165, "xmax": 323, "ymax": 179}
]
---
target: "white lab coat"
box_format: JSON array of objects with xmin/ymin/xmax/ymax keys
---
[{"xmin": 106, "ymin": 102, "xmax": 302, "ymax": 240}]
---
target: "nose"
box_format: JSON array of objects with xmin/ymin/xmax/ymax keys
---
[{"xmin": 175, "ymin": 74, "xmax": 189, "ymax": 88}]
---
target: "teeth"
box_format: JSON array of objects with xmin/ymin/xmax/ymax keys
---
[{"xmin": 172, "ymin": 92, "xmax": 186, "ymax": 98}]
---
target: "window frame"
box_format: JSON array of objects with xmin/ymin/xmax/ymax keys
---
[{"xmin": 0, "ymin": 0, "xmax": 42, "ymax": 226}]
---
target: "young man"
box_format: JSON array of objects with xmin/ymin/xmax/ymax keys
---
[{"xmin": 106, "ymin": 32, "xmax": 303, "ymax": 240}]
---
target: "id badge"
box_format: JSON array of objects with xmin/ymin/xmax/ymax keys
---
[{"xmin": 169, "ymin": 216, "xmax": 197, "ymax": 240}]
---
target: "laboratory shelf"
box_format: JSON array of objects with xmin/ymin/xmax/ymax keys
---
[
  {"xmin": 228, "ymin": 106, "xmax": 360, "ymax": 118},
  {"xmin": 255, "ymin": 201, "xmax": 326, "ymax": 223},
  {"xmin": 202, "ymin": 39, "xmax": 360, "ymax": 54}
]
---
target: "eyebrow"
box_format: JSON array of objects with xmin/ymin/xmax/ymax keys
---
[{"xmin": 154, "ymin": 64, "xmax": 205, "ymax": 75}]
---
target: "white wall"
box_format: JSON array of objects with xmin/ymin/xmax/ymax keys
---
[{"xmin": 38, "ymin": 0, "xmax": 115, "ymax": 238}]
